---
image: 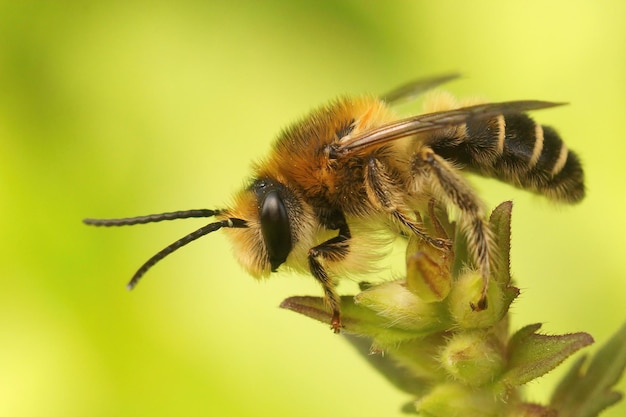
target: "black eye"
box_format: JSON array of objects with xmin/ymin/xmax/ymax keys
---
[{"xmin": 260, "ymin": 190, "xmax": 292, "ymax": 271}]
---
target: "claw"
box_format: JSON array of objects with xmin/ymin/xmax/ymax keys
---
[
  {"xmin": 331, "ymin": 311, "xmax": 342, "ymax": 333},
  {"xmin": 470, "ymin": 294, "xmax": 489, "ymax": 311}
]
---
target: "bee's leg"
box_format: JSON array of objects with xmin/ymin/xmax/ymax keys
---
[
  {"xmin": 365, "ymin": 157, "xmax": 451, "ymax": 250},
  {"xmin": 412, "ymin": 146, "xmax": 493, "ymax": 310},
  {"xmin": 308, "ymin": 215, "xmax": 351, "ymax": 333}
]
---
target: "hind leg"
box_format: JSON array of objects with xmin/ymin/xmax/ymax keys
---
[{"xmin": 412, "ymin": 146, "xmax": 493, "ymax": 310}]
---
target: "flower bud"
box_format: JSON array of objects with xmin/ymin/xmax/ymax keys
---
[
  {"xmin": 355, "ymin": 281, "xmax": 449, "ymax": 333},
  {"xmin": 406, "ymin": 251, "xmax": 451, "ymax": 303},
  {"xmin": 440, "ymin": 331, "xmax": 505, "ymax": 386},
  {"xmin": 448, "ymin": 270, "xmax": 505, "ymax": 329}
]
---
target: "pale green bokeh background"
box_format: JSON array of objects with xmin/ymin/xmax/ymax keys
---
[{"xmin": 2, "ymin": 1, "xmax": 625, "ymax": 416}]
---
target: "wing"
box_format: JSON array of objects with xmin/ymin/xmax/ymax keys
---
[
  {"xmin": 334, "ymin": 100, "xmax": 567, "ymax": 156},
  {"xmin": 381, "ymin": 73, "xmax": 461, "ymax": 104}
]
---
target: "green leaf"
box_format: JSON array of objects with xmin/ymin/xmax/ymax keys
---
[
  {"xmin": 550, "ymin": 321, "xmax": 626, "ymax": 417},
  {"xmin": 501, "ymin": 323, "xmax": 594, "ymax": 387},
  {"xmin": 488, "ymin": 201, "xmax": 513, "ymax": 286},
  {"xmin": 279, "ymin": 295, "xmax": 420, "ymax": 345}
]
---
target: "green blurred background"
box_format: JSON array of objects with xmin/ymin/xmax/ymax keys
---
[{"xmin": 2, "ymin": 1, "xmax": 625, "ymax": 416}]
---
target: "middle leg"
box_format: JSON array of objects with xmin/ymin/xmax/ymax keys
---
[{"xmin": 364, "ymin": 157, "xmax": 452, "ymax": 251}]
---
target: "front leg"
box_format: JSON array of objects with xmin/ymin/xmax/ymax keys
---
[{"xmin": 308, "ymin": 213, "xmax": 351, "ymax": 333}]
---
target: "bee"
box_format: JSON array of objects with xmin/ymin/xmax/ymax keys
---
[{"xmin": 84, "ymin": 74, "xmax": 584, "ymax": 333}]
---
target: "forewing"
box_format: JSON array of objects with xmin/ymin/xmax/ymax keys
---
[{"xmin": 336, "ymin": 100, "xmax": 566, "ymax": 156}]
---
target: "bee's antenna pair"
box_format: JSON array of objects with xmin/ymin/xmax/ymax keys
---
[{"xmin": 83, "ymin": 209, "xmax": 247, "ymax": 289}]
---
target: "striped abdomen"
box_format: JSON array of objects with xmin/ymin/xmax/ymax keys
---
[{"xmin": 431, "ymin": 113, "xmax": 585, "ymax": 203}]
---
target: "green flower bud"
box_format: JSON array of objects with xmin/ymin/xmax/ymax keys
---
[
  {"xmin": 440, "ymin": 331, "xmax": 505, "ymax": 387},
  {"xmin": 406, "ymin": 250, "xmax": 452, "ymax": 303},
  {"xmin": 355, "ymin": 281, "xmax": 450, "ymax": 333},
  {"xmin": 448, "ymin": 270, "xmax": 505, "ymax": 329}
]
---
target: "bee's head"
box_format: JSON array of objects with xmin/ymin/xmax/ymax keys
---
[{"xmin": 222, "ymin": 177, "xmax": 316, "ymax": 278}]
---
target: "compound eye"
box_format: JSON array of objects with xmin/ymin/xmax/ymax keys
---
[{"xmin": 260, "ymin": 190, "xmax": 292, "ymax": 271}]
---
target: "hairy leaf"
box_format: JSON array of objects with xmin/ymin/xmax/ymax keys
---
[
  {"xmin": 501, "ymin": 323, "xmax": 593, "ymax": 386},
  {"xmin": 550, "ymin": 321, "xmax": 626, "ymax": 417}
]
